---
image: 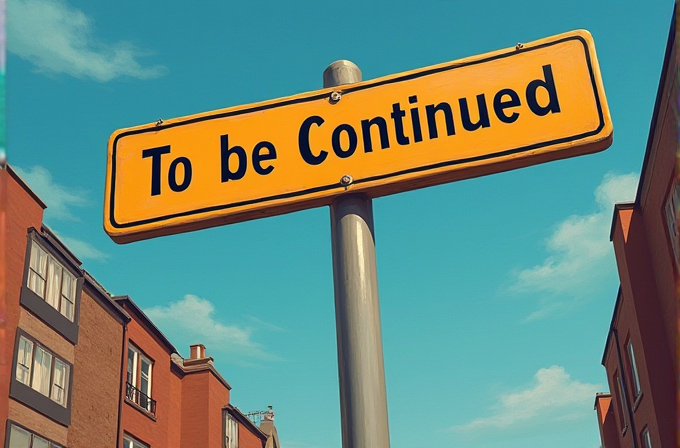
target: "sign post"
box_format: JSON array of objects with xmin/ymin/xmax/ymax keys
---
[{"xmin": 326, "ymin": 61, "xmax": 391, "ymax": 448}]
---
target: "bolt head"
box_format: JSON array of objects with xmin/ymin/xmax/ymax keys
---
[
  {"xmin": 340, "ymin": 174, "xmax": 353, "ymax": 186},
  {"xmin": 330, "ymin": 91, "xmax": 342, "ymax": 102}
]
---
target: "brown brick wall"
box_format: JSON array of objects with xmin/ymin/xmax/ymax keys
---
[
  {"xmin": 1, "ymin": 168, "xmax": 45, "ymax": 427},
  {"xmin": 67, "ymin": 288, "xmax": 123, "ymax": 448},
  {"xmin": 8, "ymin": 399, "xmax": 68, "ymax": 445},
  {"xmin": 18, "ymin": 308, "xmax": 75, "ymax": 363}
]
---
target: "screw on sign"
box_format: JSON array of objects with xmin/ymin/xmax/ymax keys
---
[{"xmin": 104, "ymin": 30, "xmax": 611, "ymax": 244}]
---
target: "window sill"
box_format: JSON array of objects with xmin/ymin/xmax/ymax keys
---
[
  {"xmin": 633, "ymin": 392, "xmax": 643, "ymax": 412},
  {"xmin": 125, "ymin": 398, "xmax": 157, "ymax": 422}
]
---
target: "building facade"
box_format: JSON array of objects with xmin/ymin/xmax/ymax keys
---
[
  {"xmin": 594, "ymin": 7, "xmax": 677, "ymax": 448},
  {"xmin": 1, "ymin": 165, "xmax": 277, "ymax": 448}
]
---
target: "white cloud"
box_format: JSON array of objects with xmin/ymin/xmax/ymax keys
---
[
  {"xmin": 145, "ymin": 294, "xmax": 279, "ymax": 362},
  {"xmin": 451, "ymin": 366, "xmax": 600, "ymax": 433},
  {"xmin": 508, "ymin": 173, "xmax": 638, "ymax": 317},
  {"xmin": 58, "ymin": 235, "xmax": 109, "ymax": 261},
  {"xmin": 14, "ymin": 165, "xmax": 87, "ymax": 221},
  {"xmin": 8, "ymin": 0, "xmax": 166, "ymax": 82}
]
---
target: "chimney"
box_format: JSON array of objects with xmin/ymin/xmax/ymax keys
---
[{"xmin": 190, "ymin": 344, "xmax": 206, "ymax": 359}]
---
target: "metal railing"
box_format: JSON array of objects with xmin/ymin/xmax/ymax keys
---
[{"xmin": 126, "ymin": 381, "xmax": 156, "ymax": 416}]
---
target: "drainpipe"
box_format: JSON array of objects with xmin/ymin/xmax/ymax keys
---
[
  {"xmin": 612, "ymin": 327, "xmax": 638, "ymax": 448},
  {"xmin": 117, "ymin": 322, "xmax": 128, "ymax": 448}
]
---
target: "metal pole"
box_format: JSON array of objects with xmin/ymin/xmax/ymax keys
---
[{"xmin": 325, "ymin": 60, "xmax": 390, "ymax": 448}]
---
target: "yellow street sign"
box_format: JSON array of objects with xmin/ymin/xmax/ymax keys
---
[{"xmin": 104, "ymin": 29, "xmax": 612, "ymax": 243}]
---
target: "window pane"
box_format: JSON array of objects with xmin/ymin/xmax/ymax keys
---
[
  {"xmin": 628, "ymin": 342, "xmax": 642, "ymax": 397},
  {"xmin": 30, "ymin": 241, "xmax": 48, "ymax": 276},
  {"xmin": 32, "ymin": 435, "xmax": 49, "ymax": 448},
  {"xmin": 60, "ymin": 271, "xmax": 76, "ymax": 320},
  {"xmin": 15, "ymin": 336, "xmax": 34, "ymax": 385},
  {"xmin": 127, "ymin": 348, "xmax": 137, "ymax": 386},
  {"xmin": 45, "ymin": 257, "xmax": 62, "ymax": 309},
  {"xmin": 27, "ymin": 271, "xmax": 46, "ymax": 298},
  {"xmin": 8, "ymin": 424, "xmax": 31, "ymax": 448},
  {"xmin": 32, "ymin": 346, "xmax": 53, "ymax": 396},
  {"xmin": 51, "ymin": 359, "xmax": 69, "ymax": 407},
  {"xmin": 141, "ymin": 357, "xmax": 151, "ymax": 396}
]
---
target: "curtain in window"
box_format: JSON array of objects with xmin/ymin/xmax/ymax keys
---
[
  {"xmin": 28, "ymin": 242, "xmax": 48, "ymax": 297},
  {"xmin": 16, "ymin": 337, "xmax": 33, "ymax": 385},
  {"xmin": 51, "ymin": 359, "xmax": 69, "ymax": 406},
  {"xmin": 61, "ymin": 271, "xmax": 76, "ymax": 320},
  {"xmin": 45, "ymin": 257, "xmax": 62, "ymax": 309},
  {"xmin": 32, "ymin": 346, "xmax": 53, "ymax": 396}
]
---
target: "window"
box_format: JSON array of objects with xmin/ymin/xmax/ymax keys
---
[
  {"xmin": 627, "ymin": 340, "xmax": 642, "ymax": 399},
  {"xmin": 123, "ymin": 434, "xmax": 149, "ymax": 448},
  {"xmin": 27, "ymin": 240, "xmax": 77, "ymax": 321},
  {"xmin": 641, "ymin": 427, "xmax": 653, "ymax": 448},
  {"xmin": 615, "ymin": 373, "xmax": 629, "ymax": 431},
  {"xmin": 224, "ymin": 413, "xmax": 239, "ymax": 448},
  {"xmin": 126, "ymin": 344, "xmax": 155, "ymax": 414},
  {"xmin": 6, "ymin": 422, "xmax": 63, "ymax": 448},
  {"xmin": 14, "ymin": 335, "xmax": 70, "ymax": 408},
  {"xmin": 664, "ymin": 177, "xmax": 680, "ymax": 271}
]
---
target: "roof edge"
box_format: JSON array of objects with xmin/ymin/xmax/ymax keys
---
[
  {"xmin": 113, "ymin": 295, "xmax": 179, "ymax": 355},
  {"xmin": 223, "ymin": 405, "xmax": 268, "ymax": 442},
  {"xmin": 4, "ymin": 164, "xmax": 47, "ymax": 209}
]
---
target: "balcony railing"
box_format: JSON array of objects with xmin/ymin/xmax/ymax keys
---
[{"xmin": 126, "ymin": 381, "xmax": 156, "ymax": 416}]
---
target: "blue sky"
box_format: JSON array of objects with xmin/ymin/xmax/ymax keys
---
[{"xmin": 6, "ymin": 1, "xmax": 674, "ymax": 447}]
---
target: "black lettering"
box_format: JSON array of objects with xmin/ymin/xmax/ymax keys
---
[
  {"xmin": 298, "ymin": 116, "xmax": 327, "ymax": 165},
  {"xmin": 390, "ymin": 102, "xmax": 409, "ymax": 145},
  {"xmin": 409, "ymin": 95, "xmax": 423, "ymax": 143},
  {"xmin": 425, "ymin": 103, "xmax": 455, "ymax": 139},
  {"xmin": 332, "ymin": 124, "xmax": 358, "ymax": 159},
  {"xmin": 361, "ymin": 117, "xmax": 390, "ymax": 153},
  {"xmin": 252, "ymin": 141, "xmax": 277, "ymax": 175},
  {"xmin": 220, "ymin": 134, "xmax": 247, "ymax": 182},
  {"xmin": 168, "ymin": 157, "xmax": 192, "ymax": 192},
  {"xmin": 526, "ymin": 64, "xmax": 561, "ymax": 116},
  {"xmin": 493, "ymin": 89, "xmax": 521, "ymax": 124},
  {"xmin": 459, "ymin": 94, "xmax": 490, "ymax": 131},
  {"xmin": 142, "ymin": 145, "xmax": 171, "ymax": 196}
]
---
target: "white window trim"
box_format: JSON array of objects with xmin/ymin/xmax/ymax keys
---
[
  {"xmin": 127, "ymin": 343, "xmax": 154, "ymax": 412},
  {"xmin": 627, "ymin": 340, "xmax": 642, "ymax": 399}
]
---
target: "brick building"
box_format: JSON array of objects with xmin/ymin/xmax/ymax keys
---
[
  {"xmin": 0, "ymin": 165, "xmax": 278, "ymax": 448},
  {"xmin": 594, "ymin": 7, "xmax": 677, "ymax": 448}
]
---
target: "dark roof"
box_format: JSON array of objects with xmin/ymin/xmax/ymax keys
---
[
  {"xmin": 113, "ymin": 295, "xmax": 179, "ymax": 355},
  {"xmin": 223, "ymin": 405, "xmax": 268, "ymax": 442},
  {"xmin": 633, "ymin": 3, "xmax": 676, "ymax": 207},
  {"xmin": 5, "ymin": 164, "xmax": 47, "ymax": 209}
]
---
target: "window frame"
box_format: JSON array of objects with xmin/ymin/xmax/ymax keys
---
[
  {"xmin": 641, "ymin": 426, "xmax": 653, "ymax": 448},
  {"xmin": 20, "ymin": 230, "xmax": 83, "ymax": 344},
  {"xmin": 5, "ymin": 419, "xmax": 66, "ymax": 448},
  {"xmin": 125, "ymin": 342, "xmax": 155, "ymax": 415},
  {"xmin": 9, "ymin": 330, "xmax": 73, "ymax": 426},
  {"xmin": 614, "ymin": 372, "xmax": 629, "ymax": 434},
  {"xmin": 223, "ymin": 411, "xmax": 239, "ymax": 448},
  {"xmin": 123, "ymin": 434, "xmax": 149, "ymax": 448},
  {"xmin": 663, "ymin": 176, "xmax": 680, "ymax": 273},
  {"xmin": 626, "ymin": 339, "xmax": 642, "ymax": 402}
]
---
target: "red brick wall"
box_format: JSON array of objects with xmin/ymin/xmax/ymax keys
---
[
  {"xmin": 180, "ymin": 370, "xmax": 210, "ymax": 448},
  {"xmin": 121, "ymin": 304, "xmax": 182, "ymax": 448},
  {"xmin": 67, "ymin": 288, "xmax": 123, "ymax": 448},
  {"xmin": 1, "ymin": 167, "xmax": 45, "ymax": 427},
  {"xmin": 207, "ymin": 374, "xmax": 231, "ymax": 448},
  {"xmin": 239, "ymin": 421, "xmax": 265, "ymax": 448}
]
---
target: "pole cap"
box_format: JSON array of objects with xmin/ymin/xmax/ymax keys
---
[{"xmin": 323, "ymin": 60, "xmax": 362, "ymax": 88}]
